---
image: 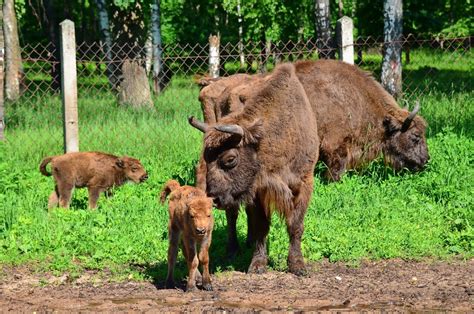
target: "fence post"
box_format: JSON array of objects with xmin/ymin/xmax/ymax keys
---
[
  {"xmin": 60, "ymin": 19, "xmax": 79, "ymax": 153},
  {"xmin": 209, "ymin": 34, "xmax": 220, "ymax": 78},
  {"xmin": 336, "ymin": 16, "xmax": 354, "ymax": 64}
]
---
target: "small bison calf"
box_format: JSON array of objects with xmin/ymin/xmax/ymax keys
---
[
  {"xmin": 40, "ymin": 151, "xmax": 148, "ymax": 209},
  {"xmin": 160, "ymin": 180, "xmax": 214, "ymax": 292}
]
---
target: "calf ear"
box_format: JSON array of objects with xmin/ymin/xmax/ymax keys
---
[
  {"xmin": 383, "ymin": 116, "xmax": 399, "ymax": 136},
  {"xmin": 116, "ymin": 158, "xmax": 125, "ymax": 168}
]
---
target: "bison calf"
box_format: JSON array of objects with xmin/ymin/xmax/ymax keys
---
[
  {"xmin": 40, "ymin": 151, "xmax": 148, "ymax": 209},
  {"xmin": 160, "ymin": 180, "xmax": 214, "ymax": 292}
]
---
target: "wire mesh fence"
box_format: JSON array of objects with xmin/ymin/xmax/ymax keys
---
[{"xmin": 3, "ymin": 35, "xmax": 472, "ymax": 164}]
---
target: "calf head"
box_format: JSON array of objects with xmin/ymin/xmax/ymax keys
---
[
  {"xmin": 189, "ymin": 116, "xmax": 263, "ymax": 209},
  {"xmin": 382, "ymin": 102, "xmax": 429, "ymax": 171},
  {"xmin": 116, "ymin": 157, "xmax": 148, "ymax": 183},
  {"xmin": 186, "ymin": 197, "xmax": 214, "ymax": 237}
]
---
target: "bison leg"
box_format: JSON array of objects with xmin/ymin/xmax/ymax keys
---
[
  {"xmin": 245, "ymin": 204, "xmax": 256, "ymax": 247},
  {"xmin": 286, "ymin": 173, "xmax": 313, "ymax": 276},
  {"xmin": 181, "ymin": 238, "xmax": 202, "ymax": 284},
  {"xmin": 88, "ymin": 187, "xmax": 103, "ymax": 209},
  {"xmin": 166, "ymin": 227, "xmax": 180, "ymax": 289},
  {"xmin": 183, "ymin": 238, "xmax": 199, "ymax": 292},
  {"xmin": 57, "ymin": 182, "xmax": 73, "ymax": 208},
  {"xmin": 48, "ymin": 186, "xmax": 59, "ymax": 209},
  {"xmin": 225, "ymin": 204, "xmax": 240, "ymax": 257},
  {"xmin": 195, "ymin": 154, "xmax": 207, "ymax": 191},
  {"xmin": 198, "ymin": 234, "xmax": 213, "ymax": 291},
  {"xmin": 248, "ymin": 199, "xmax": 270, "ymax": 274}
]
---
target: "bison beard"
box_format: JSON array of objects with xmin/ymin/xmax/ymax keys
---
[{"xmin": 189, "ymin": 63, "xmax": 319, "ymax": 275}]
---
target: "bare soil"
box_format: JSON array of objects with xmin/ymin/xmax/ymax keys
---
[{"xmin": 1, "ymin": 259, "xmax": 473, "ymax": 312}]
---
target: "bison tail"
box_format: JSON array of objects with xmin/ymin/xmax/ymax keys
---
[
  {"xmin": 160, "ymin": 180, "xmax": 181, "ymax": 204},
  {"xmin": 39, "ymin": 156, "xmax": 54, "ymax": 176}
]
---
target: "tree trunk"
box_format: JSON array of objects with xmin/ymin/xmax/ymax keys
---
[
  {"xmin": 237, "ymin": 0, "xmax": 245, "ymax": 68},
  {"xmin": 118, "ymin": 60, "xmax": 153, "ymax": 108},
  {"xmin": 314, "ymin": 0, "xmax": 335, "ymax": 59},
  {"xmin": 94, "ymin": 0, "xmax": 118, "ymax": 89},
  {"xmin": 151, "ymin": 0, "xmax": 163, "ymax": 93},
  {"xmin": 3, "ymin": 0, "xmax": 22, "ymax": 100},
  {"xmin": 381, "ymin": 0, "xmax": 403, "ymax": 100},
  {"xmin": 43, "ymin": 0, "xmax": 61, "ymax": 92},
  {"xmin": 0, "ymin": 4, "xmax": 5, "ymax": 140}
]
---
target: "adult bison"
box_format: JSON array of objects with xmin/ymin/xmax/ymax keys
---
[
  {"xmin": 197, "ymin": 59, "xmax": 429, "ymax": 256},
  {"xmin": 189, "ymin": 63, "xmax": 319, "ymax": 275}
]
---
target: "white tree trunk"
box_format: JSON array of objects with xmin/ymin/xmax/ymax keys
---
[
  {"xmin": 3, "ymin": 0, "xmax": 22, "ymax": 101},
  {"xmin": 237, "ymin": 0, "xmax": 245, "ymax": 68},
  {"xmin": 314, "ymin": 0, "xmax": 335, "ymax": 59},
  {"xmin": 118, "ymin": 60, "xmax": 153, "ymax": 108},
  {"xmin": 0, "ymin": 4, "xmax": 5, "ymax": 140},
  {"xmin": 209, "ymin": 35, "xmax": 220, "ymax": 78},
  {"xmin": 381, "ymin": 0, "xmax": 403, "ymax": 100}
]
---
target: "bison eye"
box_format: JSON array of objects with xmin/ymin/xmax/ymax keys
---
[{"xmin": 221, "ymin": 155, "xmax": 238, "ymax": 169}]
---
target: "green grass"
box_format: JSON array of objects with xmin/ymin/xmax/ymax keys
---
[{"xmin": 0, "ymin": 49, "xmax": 473, "ymax": 281}]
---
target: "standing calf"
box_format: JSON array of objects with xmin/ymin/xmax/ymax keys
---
[
  {"xmin": 160, "ymin": 180, "xmax": 214, "ymax": 292},
  {"xmin": 40, "ymin": 151, "xmax": 148, "ymax": 209}
]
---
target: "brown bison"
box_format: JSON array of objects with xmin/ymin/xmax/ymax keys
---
[
  {"xmin": 40, "ymin": 152, "xmax": 148, "ymax": 209},
  {"xmin": 189, "ymin": 63, "xmax": 319, "ymax": 275},
  {"xmin": 160, "ymin": 180, "xmax": 214, "ymax": 292},
  {"xmin": 195, "ymin": 60, "xmax": 429, "ymax": 256}
]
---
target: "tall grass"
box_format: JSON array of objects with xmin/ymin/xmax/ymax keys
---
[{"xmin": 0, "ymin": 49, "xmax": 472, "ymax": 279}]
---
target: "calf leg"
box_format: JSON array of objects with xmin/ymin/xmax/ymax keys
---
[
  {"xmin": 286, "ymin": 173, "xmax": 313, "ymax": 276},
  {"xmin": 225, "ymin": 204, "xmax": 240, "ymax": 257},
  {"xmin": 88, "ymin": 187, "xmax": 103, "ymax": 209},
  {"xmin": 248, "ymin": 198, "xmax": 270, "ymax": 274},
  {"xmin": 166, "ymin": 227, "xmax": 180, "ymax": 289},
  {"xmin": 198, "ymin": 234, "xmax": 213, "ymax": 291},
  {"xmin": 182, "ymin": 238, "xmax": 199, "ymax": 292},
  {"xmin": 57, "ymin": 182, "xmax": 73, "ymax": 208},
  {"xmin": 48, "ymin": 186, "xmax": 59, "ymax": 209},
  {"xmin": 181, "ymin": 239, "xmax": 202, "ymax": 284}
]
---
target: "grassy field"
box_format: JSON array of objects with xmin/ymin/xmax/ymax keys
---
[{"xmin": 0, "ymin": 49, "xmax": 473, "ymax": 281}]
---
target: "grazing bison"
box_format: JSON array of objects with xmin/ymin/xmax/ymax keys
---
[
  {"xmin": 189, "ymin": 63, "xmax": 319, "ymax": 275},
  {"xmin": 160, "ymin": 180, "xmax": 214, "ymax": 292},
  {"xmin": 40, "ymin": 152, "xmax": 148, "ymax": 209},
  {"xmin": 196, "ymin": 59, "xmax": 430, "ymax": 256}
]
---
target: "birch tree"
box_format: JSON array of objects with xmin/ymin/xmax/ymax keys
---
[
  {"xmin": 0, "ymin": 2, "xmax": 5, "ymax": 140},
  {"xmin": 314, "ymin": 0, "xmax": 335, "ymax": 59},
  {"xmin": 3, "ymin": 0, "xmax": 22, "ymax": 100},
  {"xmin": 381, "ymin": 0, "xmax": 403, "ymax": 99},
  {"xmin": 151, "ymin": 0, "xmax": 163, "ymax": 93}
]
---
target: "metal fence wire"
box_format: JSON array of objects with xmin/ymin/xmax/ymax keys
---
[{"xmin": 3, "ymin": 35, "xmax": 472, "ymax": 160}]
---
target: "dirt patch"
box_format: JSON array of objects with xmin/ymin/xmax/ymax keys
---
[{"xmin": 1, "ymin": 259, "xmax": 473, "ymax": 312}]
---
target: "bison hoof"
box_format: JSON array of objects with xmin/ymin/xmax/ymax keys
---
[
  {"xmin": 248, "ymin": 256, "xmax": 268, "ymax": 274},
  {"xmin": 202, "ymin": 283, "xmax": 213, "ymax": 291},
  {"xmin": 165, "ymin": 280, "xmax": 175, "ymax": 289},
  {"xmin": 186, "ymin": 284, "xmax": 198, "ymax": 292},
  {"xmin": 288, "ymin": 261, "xmax": 307, "ymax": 277}
]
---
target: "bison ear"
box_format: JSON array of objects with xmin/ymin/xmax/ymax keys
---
[
  {"xmin": 383, "ymin": 116, "xmax": 399, "ymax": 136},
  {"xmin": 116, "ymin": 158, "xmax": 125, "ymax": 168}
]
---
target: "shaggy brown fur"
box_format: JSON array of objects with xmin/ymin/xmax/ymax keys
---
[
  {"xmin": 160, "ymin": 180, "xmax": 214, "ymax": 292},
  {"xmin": 189, "ymin": 63, "xmax": 319, "ymax": 276},
  {"xmin": 39, "ymin": 152, "xmax": 148, "ymax": 209},
  {"xmin": 194, "ymin": 60, "xmax": 430, "ymax": 257}
]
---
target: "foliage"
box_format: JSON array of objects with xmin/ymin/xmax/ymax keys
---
[{"xmin": 0, "ymin": 49, "xmax": 473, "ymax": 279}]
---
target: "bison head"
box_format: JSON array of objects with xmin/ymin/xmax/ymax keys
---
[
  {"xmin": 189, "ymin": 116, "xmax": 262, "ymax": 209},
  {"xmin": 382, "ymin": 102, "xmax": 429, "ymax": 171},
  {"xmin": 117, "ymin": 157, "xmax": 148, "ymax": 183},
  {"xmin": 186, "ymin": 197, "xmax": 214, "ymax": 238}
]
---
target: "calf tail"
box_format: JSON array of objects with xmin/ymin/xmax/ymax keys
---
[
  {"xmin": 160, "ymin": 180, "xmax": 181, "ymax": 204},
  {"xmin": 39, "ymin": 156, "xmax": 54, "ymax": 176}
]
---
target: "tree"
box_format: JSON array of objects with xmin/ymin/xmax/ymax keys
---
[
  {"xmin": 314, "ymin": 0, "xmax": 335, "ymax": 59},
  {"xmin": 150, "ymin": 0, "xmax": 163, "ymax": 93},
  {"xmin": 381, "ymin": 0, "xmax": 403, "ymax": 99},
  {"xmin": 3, "ymin": 0, "xmax": 22, "ymax": 100},
  {"xmin": 0, "ymin": 3, "xmax": 4, "ymax": 140}
]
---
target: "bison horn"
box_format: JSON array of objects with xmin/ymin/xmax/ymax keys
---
[
  {"xmin": 214, "ymin": 124, "xmax": 244, "ymax": 137},
  {"xmin": 188, "ymin": 116, "xmax": 209, "ymax": 133},
  {"xmin": 401, "ymin": 101, "xmax": 421, "ymax": 132}
]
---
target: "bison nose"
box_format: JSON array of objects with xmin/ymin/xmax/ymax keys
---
[
  {"xmin": 140, "ymin": 174, "xmax": 149, "ymax": 182},
  {"xmin": 196, "ymin": 227, "xmax": 206, "ymax": 235}
]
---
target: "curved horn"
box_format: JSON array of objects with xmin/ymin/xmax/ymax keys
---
[
  {"xmin": 188, "ymin": 116, "xmax": 209, "ymax": 133},
  {"xmin": 214, "ymin": 124, "xmax": 244, "ymax": 137},
  {"xmin": 401, "ymin": 101, "xmax": 421, "ymax": 132}
]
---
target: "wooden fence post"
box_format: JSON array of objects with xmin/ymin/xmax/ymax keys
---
[
  {"xmin": 60, "ymin": 19, "xmax": 79, "ymax": 153},
  {"xmin": 336, "ymin": 16, "xmax": 354, "ymax": 64},
  {"xmin": 209, "ymin": 34, "xmax": 220, "ymax": 78}
]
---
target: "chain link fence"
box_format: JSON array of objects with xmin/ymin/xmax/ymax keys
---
[{"xmin": 3, "ymin": 35, "xmax": 472, "ymax": 165}]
